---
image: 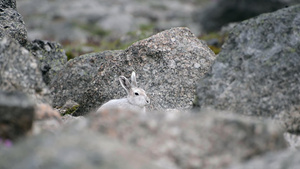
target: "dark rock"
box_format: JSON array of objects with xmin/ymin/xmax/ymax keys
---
[
  {"xmin": 195, "ymin": 5, "xmax": 300, "ymax": 132},
  {"xmin": 0, "ymin": 36, "xmax": 52, "ymax": 104},
  {"xmin": 0, "ymin": 7, "xmax": 27, "ymax": 45},
  {"xmin": 0, "ymin": 90, "xmax": 34, "ymax": 141},
  {"xmin": 0, "ymin": 0, "xmax": 16, "ymax": 9},
  {"xmin": 0, "ymin": 128, "xmax": 162, "ymax": 169},
  {"xmin": 50, "ymin": 27, "xmax": 215, "ymax": 115},
  {"xmin": 26, "ymin": 40, "xmax": 68, "ymax": 85},
  {"xmin": 227, "ymin": 149, "xmax": 300, "ymax": 169},
  {"xmin": 194, "ymin": 0, "xmax": 298, "ymax": 32},
  {"xmin": 88, "ymin": 108, "xmax": 287, "ymax": 169}
]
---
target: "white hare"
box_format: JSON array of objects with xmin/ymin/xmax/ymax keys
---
[{"xmin": 97, "ymin": 72, "xmax": 150, "ymax": 113}]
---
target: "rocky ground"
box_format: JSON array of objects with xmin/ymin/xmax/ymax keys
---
[{"xmin": 1, "ymin": 0, "xmax": 300, "ymax": 169}]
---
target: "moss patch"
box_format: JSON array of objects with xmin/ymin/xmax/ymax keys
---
[{"xmin": 63, "ymin": 104, "xmax": 80, "ymax": 116}]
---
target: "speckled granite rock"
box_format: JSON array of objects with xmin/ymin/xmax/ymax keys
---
[
  {"xmin": 50, "ymin": 50, "xmax": 123, "ymax": 115},
  {"xmin": 195, "ymin": 5, "xmax": 300, "ymax": 132},
  {"xmin": 0, "ymin": 129, "xmax": 163, "ymax": 169},
  {"xmin": 88, "ymin": 109, "xmax": 287, "ymax": 169},
  {"xmin": 0, "ymin": 36, "xmax": 52, "ymax": 104},
  {"xmin": 26, "ymin": 40, "xmax": 68, "ymax": 85},
  {"xmin": 0, "ymin": 0, "xmax": 16, "ymax": 9},
  {"xmin": 0, "ymin": 90, "xmax": 34, "ymax": 141},
  {"xmin": 51, "ymin": 27, "xmax": 215, "ymax": 115},
  {"xmin": 0, "ymin": 7, "xmax": 27, "ymax": 46}
]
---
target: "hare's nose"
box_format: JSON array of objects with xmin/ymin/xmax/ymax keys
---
[{"xmin": 146, "ymin": 98, "xmax": 150, "ymax": 104}]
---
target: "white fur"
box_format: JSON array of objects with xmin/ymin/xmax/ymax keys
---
[{"xmin": 97, "ymin": 72, "xmax": 150, "ymax": 113}]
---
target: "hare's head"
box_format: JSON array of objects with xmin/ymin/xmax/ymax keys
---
[{"xmin": 119, "ymin": 72, "xmax": 150, "ymax": 107}]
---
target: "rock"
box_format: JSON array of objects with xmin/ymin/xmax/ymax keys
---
[
  {"xmin": 26, "ymin": 40, "xmax": 68, "ymax": 85},
  {"xmin": 88, "ymin": 108, "xmax": 287, "ymax": 169},
  {"xmin": 193, "ymin": 0, "xmax": 298, "ymax": 32},
  {"xmin": 194, "ymin": 5, "xmax": 300, "ymax": 132},
  {"xmin": 0, "ymin": 90, "xmax": 34, "ymax": 141},
  {"xmin": 50, "ymin": 27, "xmax": 215, "ymax": 115},
  {"xmin": 50, "ymin": 50, "xmax": 123, "ymax": 115},
  {"xmin": 57, "ymin": 100, "xmax": 80, "ymax": 115},
  {"xmin": 0, "ymin": 0, "xmax": 16, "ymax": 9},
  {"xmin": 0, "ymin": 36, "xmax": 52, "ymax": 104},
  {"xmin": 32, "ymin": 104, "xmax": 62, "ymax": 135},
  {"xmin": 0, "ymin": 7, "xmax": 27, "ymax": 45},
  {"xmin": 0, "ymin": 128, "xmax": 163, "ymax": 169},
  {"xmin": 226, "ymin": 149, "xmax": 300, "ymax": 169},
  {"xmin": 119, "ymin": 27, "xmax": 215, "ymax": 110}
]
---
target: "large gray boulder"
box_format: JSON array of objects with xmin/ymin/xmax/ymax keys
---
[
  {"xmin": 0, "ymin": 90, "xmax": 34, "ymax": 141},
  {"xmin": 194, "ymin": 5, "xmax": 300, "ymax": 132},
  {"xmin": 0, "ymin": 7, "xmax": 27, "ymax": 45},
  {"xmin": 51, "ymin": 27, "xmax": 215, "ymax": 115},
  {"xmin": 88, "ymin": 109, "xmax": 287, "ymax": 169},
  {"xmin": 0, "ymin": 36, "xmax": 52, "ymax": 104}
]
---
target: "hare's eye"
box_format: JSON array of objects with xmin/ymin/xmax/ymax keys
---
[{"xmin": 134, "ymin": 92, "xmax": 139, "ymax": 96}]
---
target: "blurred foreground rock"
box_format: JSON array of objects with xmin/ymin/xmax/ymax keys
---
[
  {"xmin": 0, "ymin": 129, "xmax": 161, "ymax": 169},
  {"xmin": 0, "ymin": 108, "xmax": 288, "ymax": 169},
  {"xmin": 32, "ymin": 103, "xmax": 62, "ymax": 135},
  {"xmin": 0, "ymin": 90, "xmax": 34, "ymax": 141},
  {"xmin": 51, "ymin": 27, "xmax": 215, "ymax": 115},
  {"xmin": 195, "ymin": 5, "xmax": 300, "ymax": 132},
  {"xmin": 88, "ymin": 109, "xmax": 287, "ymax": 169},
  {"xmin": 227, "ymin": 149, "xmax": 300, "ymax": 169}
]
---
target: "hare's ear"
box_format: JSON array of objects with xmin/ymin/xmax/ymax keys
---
[
  {"xmin": 119, "ymin": 76, "xmax": 131, "ymax": 93},
  {"xmin": 131, "ymin": 72, "xmax": 137, "ymax": 87}
]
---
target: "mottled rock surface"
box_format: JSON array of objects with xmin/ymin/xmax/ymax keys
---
[
  {"xmin": 0, "ymin": 0, "xmax": 16, "ymax": 9},
  {"xmin": 50, "ymin": 50, "xmax": 123, "ymax": 115},
  {"xmin": 195, "ymin": 5, "xmax": 300, "ymax": 132},
  {"xmin": 0, "ymin": 36, "xmax": 52, "ymax": 104},
  {"xmin": 194, "ymin": 0, "xmax": 299, "ymax": 32},
  {"xmin": 26, "ymin": 40, "xmax": 68, "ymax": 85},
  {"xmin": 0, "ymin": 90, "xmax": 34, "ymax": 141},
  {"xmin": 0, "ymin": 129, "xmax": 162, "ymax": 169},
  {"xmin": 88, "ymin": 109, "xmax": 287, "ymax": 169},
  {"xmin": 51, "ymin": 27, "xmax": 215, "ymax": 115},
  {"xmin": 0, "ymin": 7, "xmax": 27, "ymax": 45}
]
